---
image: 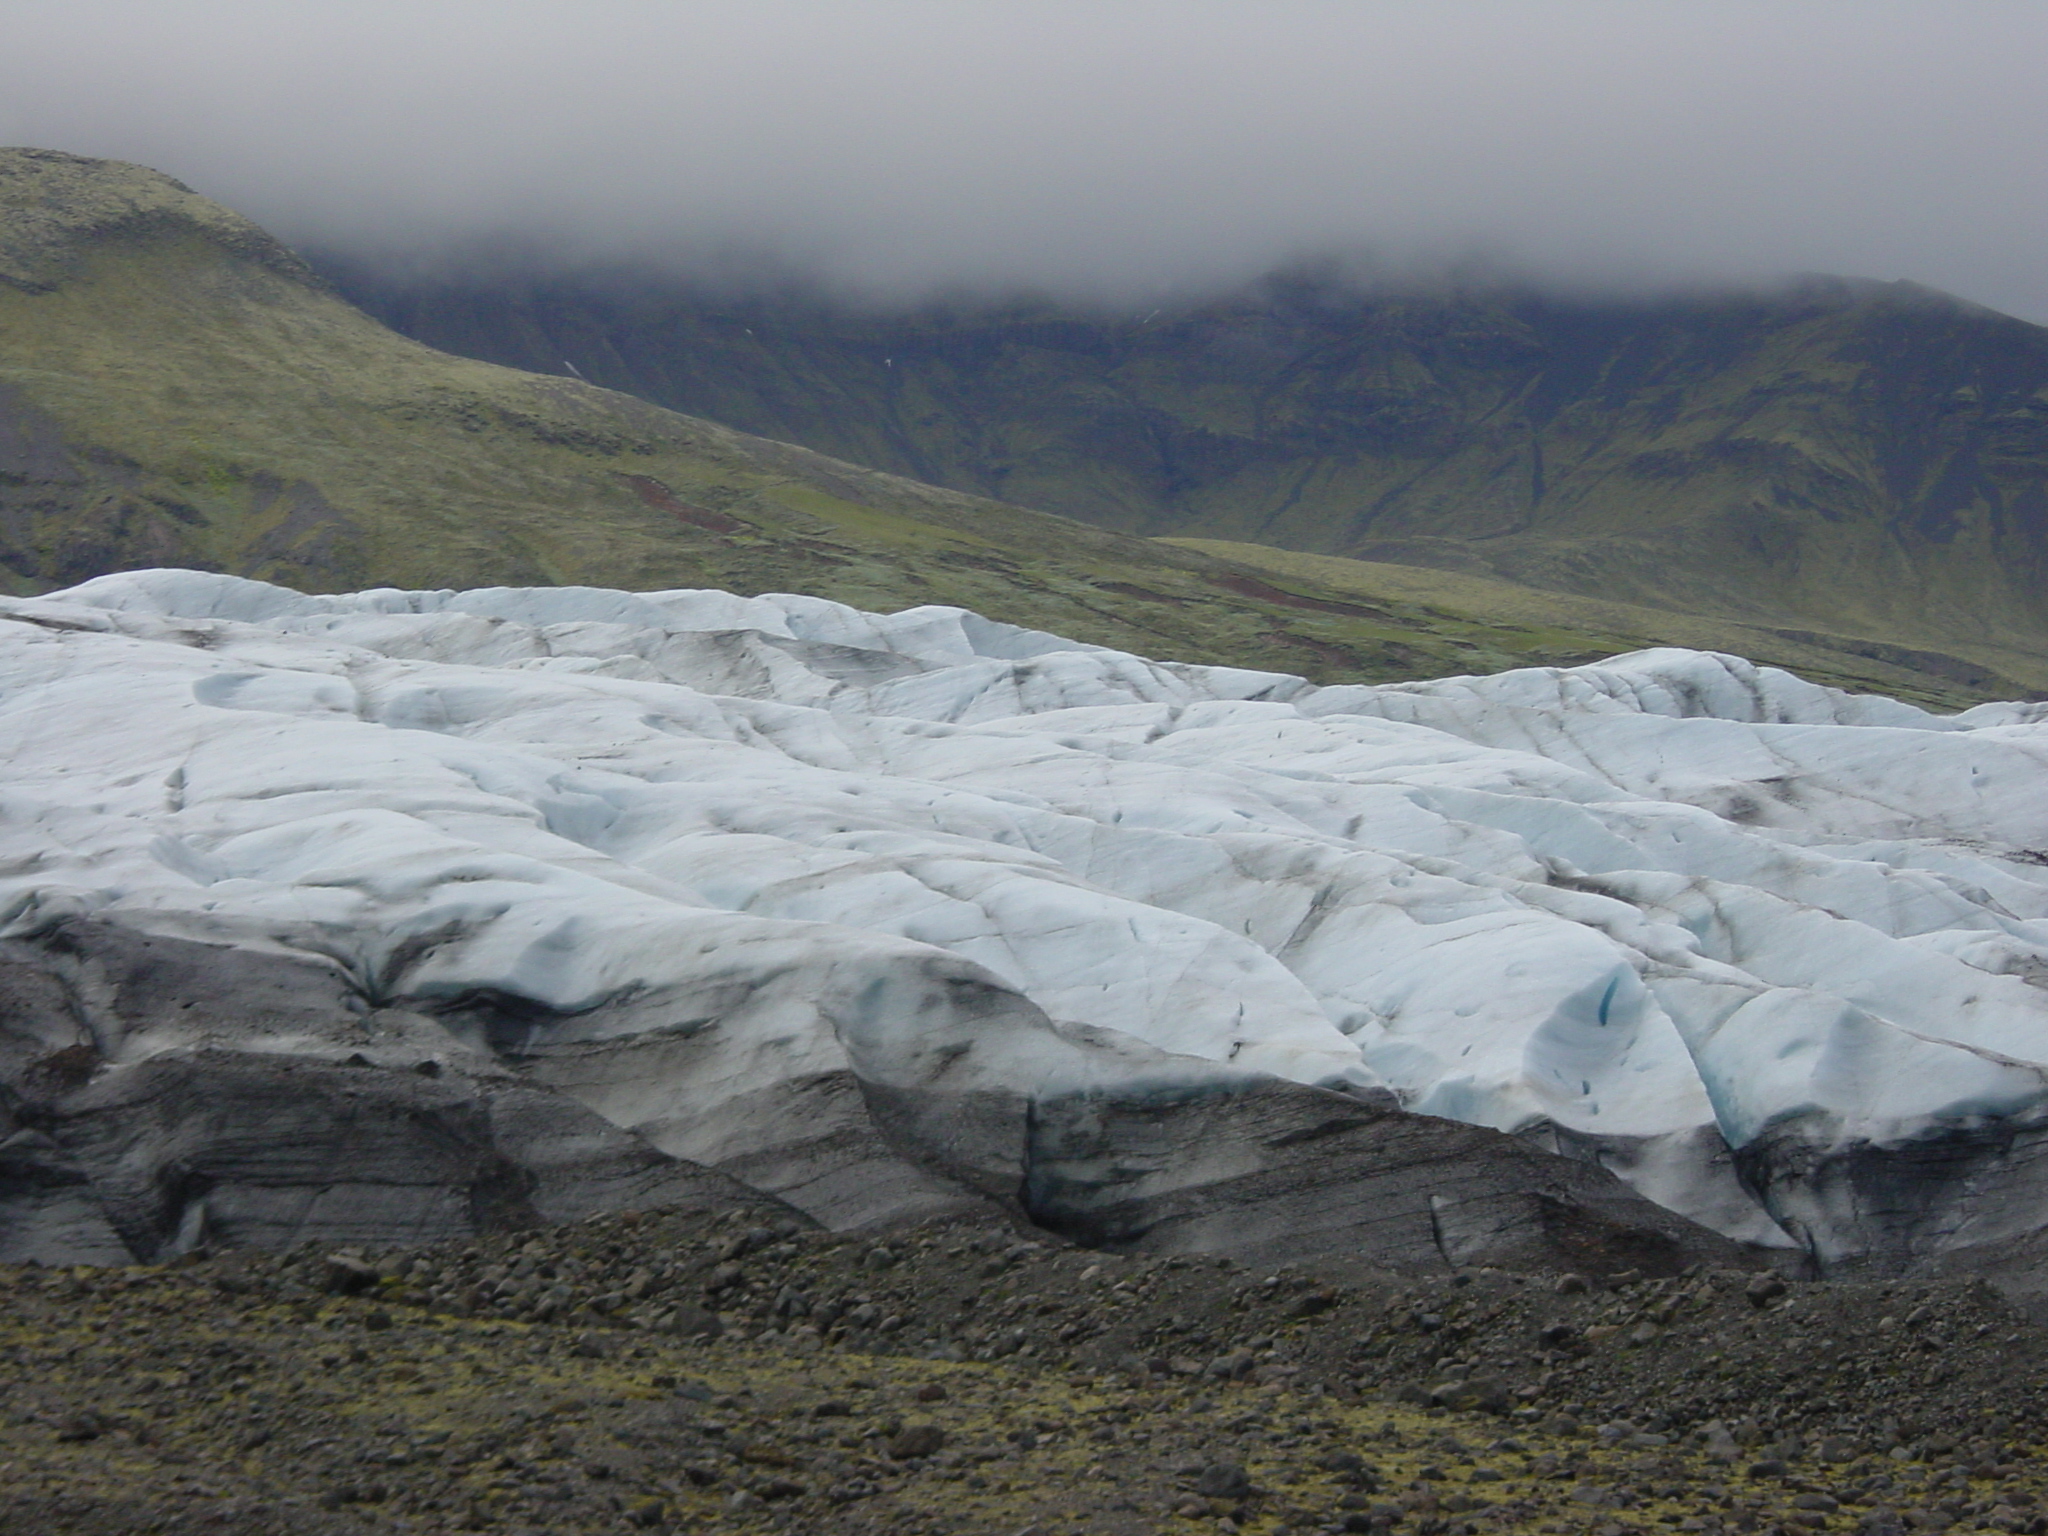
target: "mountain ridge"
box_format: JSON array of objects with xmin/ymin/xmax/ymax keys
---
[
  {"xmin": 0, "ymin": 146, "xmax": 317, "ymax": 293},
  {"xmin": 323, "ymin": 254, "xmax": 2048, "ymax": 684},
  {"xmin": 0, "ymin": 145, "xmax": 1644, "ymax": 688},
  {"xmin": 0, "ymin": 145, "xmax": 2034, "ymax": 704}
]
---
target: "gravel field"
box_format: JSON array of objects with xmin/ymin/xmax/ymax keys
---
[{"xmin": 5, "ymin": 1209, "xmax": 2048, "ymax": 1534}]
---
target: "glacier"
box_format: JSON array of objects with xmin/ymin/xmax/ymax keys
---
[{"xmin": 3, "ymin": 570, "xmax": 2046, "ymax": 1281}]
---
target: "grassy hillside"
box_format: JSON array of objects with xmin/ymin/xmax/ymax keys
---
[
  {"xmin": 0, "ymin": 147, "xmax": 1634, "ymax": 685},
  {"xmin": 0, "ymin": 148, "xmax": 2024, "ymax": 705},
  {"xmin": 329, "ymin": 259, "xmax": 2048, "ymax": 681},
  {"xmin": 1167, "ymin": 540, "xmax": 2048, "ymax": 703}
]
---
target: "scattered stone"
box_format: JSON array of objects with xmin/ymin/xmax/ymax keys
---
[
  {"xmin": 888, "ymin": 1424, "xmax": 946, "ymax": 1459},
  {"xmin": 1817, "ymin": 1434, "xmax": 1858, "ymax": 1463},
  {"xmin": 1701, "ymin": 1421, "xmax": 1740, "ymax": 1462},
  {"xmin": 5, "ymin": 1204, "xmax": 2048, "ymax": 1535},
  {"xmin": 1194, "ymin": 1462, "xmax": 1253, "ymax": 1500},
  {"xmin": 321, "ymin": 1253, "xmax": 379, "ymax": 1296},
  {"xmin": 1428, "ymin": 1376, "xmax": 1511, "ymax": 1414},
  {"xmin": 666, "ymin": 1304, "xmax": 723, "ymax": 1340}
]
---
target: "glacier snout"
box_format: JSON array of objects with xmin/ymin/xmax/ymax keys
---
[{"xmin": 3, "ymin": 570, "xmax": 2046, "ymax": 1282}]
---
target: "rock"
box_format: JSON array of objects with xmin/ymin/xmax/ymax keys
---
[
  {"xmin": 706, "ymin": 1263, "xmax": 745, "ymax": 1292},
  {"xmin": 1700, "ymin": 1422, "xmax": 1741, "ymax": 1462},
  {"xmin": 887, "ymin": 1424, "xmax": 946, "ymax": 1459},
  {"xmin": 1745, "ymin": 1275, "xmax": 1789, "ymax": 1308},
  {"xmin": 322, "ymin": 1254, "xmax": 379, "ymax": 1296},
  {"xmin": 1428, "ymin": 1377, "xmax": 1512, "ymax": 1414},
  {"xmin": 1194, "ymin": 1462, "xmax": 1253, "ymax": 1500},
  {"xmin": 1201, "ymin": 1350, "xmax": 1251, "ymax": 1380}
]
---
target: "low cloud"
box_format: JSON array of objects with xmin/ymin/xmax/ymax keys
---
[{"xmin": 7, "ymin": 0, "xmax": 2048, "ymax": 317}]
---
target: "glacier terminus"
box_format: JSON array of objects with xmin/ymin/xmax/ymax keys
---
[{"xmin": 3, "ymin": 571, "xmax": 2046, "ymax": 1287}]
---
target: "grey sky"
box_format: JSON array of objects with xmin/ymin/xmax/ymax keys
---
[{"xmin": 6, "ymin": 0, "xmax": 2048, "ymax": 317}]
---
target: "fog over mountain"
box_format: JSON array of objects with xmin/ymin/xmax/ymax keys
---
[{"xmin": 5, "ymin": 0, "xmax": 2048, "ymax": 317}]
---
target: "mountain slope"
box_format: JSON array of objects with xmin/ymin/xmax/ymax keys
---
[
  {"xmin": 1165, "ymin": 538, "xmax": 2035, "ymax": 700},
  {"xmin": 0, "ymin": 147, "xmax": 1647, "ymax": 688},
  {"xmin": 325, "ymin": 259, "xmax": 2048, "ymax": 685},
  {"xmin": 0, "ymin": 147, "xmax": 2033, "ymax": 703}
]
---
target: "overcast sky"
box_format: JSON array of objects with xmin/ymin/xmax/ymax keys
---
[{"xmin": 5, "ymin": 1, "xmax": 2047, "ymax": 317}]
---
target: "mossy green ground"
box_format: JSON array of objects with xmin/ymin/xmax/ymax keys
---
[{"xmin": 1165, "ymin": 540, "xmax": 2048, "ymax": 705}]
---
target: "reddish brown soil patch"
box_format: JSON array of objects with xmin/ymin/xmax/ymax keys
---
[
  {"xmin": 620, "ymin": 474, "xmax": 745, "ymax": 533},
  {"xmin": 1207, "ymin": 573, "xmax": 1394, "ymax": 620}
]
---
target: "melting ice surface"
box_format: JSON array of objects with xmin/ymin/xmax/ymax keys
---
[{"xmin": 4, "ymin": 570, "xmax": 2046, "ymax": 1253}]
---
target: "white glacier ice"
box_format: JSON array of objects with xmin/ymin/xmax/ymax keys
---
[{"xmin": 5, "ymin": 569, "xmax": 2047, "ymax": 1268}]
